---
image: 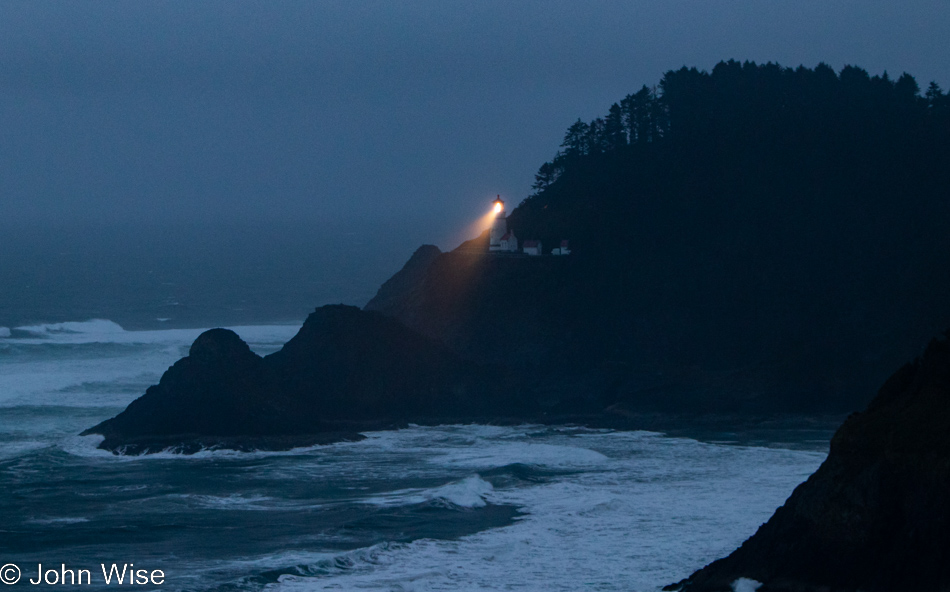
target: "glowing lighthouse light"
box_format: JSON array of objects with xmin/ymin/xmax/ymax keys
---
[{"xmin": 488, "ymin": 195, "xmax": 517, "ymax": 252}]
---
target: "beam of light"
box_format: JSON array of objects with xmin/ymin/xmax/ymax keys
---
[
  {"xmin": 493, "ymin": 202, "xmax": 502, "ymax": 214},
  {"xmin": 452, "ymin": 206, "xmax": 501, "ymax": 250}
]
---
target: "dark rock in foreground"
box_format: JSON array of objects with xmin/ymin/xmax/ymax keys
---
[
  {"xmin": 668, "ymin": 333, "xmax": 950, "ymax": 592},
  {"xmin": 83, "ymin": 305, "xmax": 527, "ymax": 454}
]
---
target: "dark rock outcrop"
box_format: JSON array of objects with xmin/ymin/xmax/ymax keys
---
[
  {"xmin": 668, "ymin": 333, "xmax": 950, "ymax": 592},
  {"xmin": 83, "ymin": 305, "xmax": 527, "ymax": 454}
]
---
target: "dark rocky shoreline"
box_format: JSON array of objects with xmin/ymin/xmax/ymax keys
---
[
  {"xmin": 666, "ymin": 333, "xmax": 950, "ymax": 592},
  {"xmin": 81, "ymin": 304, "xmax": 844, "ymax": 454}
]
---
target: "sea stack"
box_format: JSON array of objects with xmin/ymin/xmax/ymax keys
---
[{"xmin": 668, "ymin": 332, "xmax": 950, "ymax": 592}]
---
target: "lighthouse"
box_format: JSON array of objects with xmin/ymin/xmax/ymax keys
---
[{"xmin": 488, "ymin": 196, "xmax": 518, "ymax": 252}]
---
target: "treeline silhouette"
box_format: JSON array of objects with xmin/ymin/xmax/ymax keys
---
[
  {"xmin": 530, "ymin": 61, "xmax": 950, "ymax": 193},
  {"xmin": 502, "ymin": 61, "xmax": 950, "ymax": 410}
]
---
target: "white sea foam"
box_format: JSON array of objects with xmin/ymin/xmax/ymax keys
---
[
  {"xmin": 191, "ymin": 543, "xmax": 410, "ymax": 586},
  {"xmin": 260, "ymin": 425, "xmax": 825, "ymax": 592},
  {"xmin": 15, "ymin": 318, "xmax": 126, "ymax": 337},
  {"xmin": 57, "ymin": 435, "xmax": 114, "ymax": 459},
  {"xmin": 57, "ymin": 432, "xmax": 337, "ymax": 463},
  {"xmin": 0, "ymin": 320, "xmax": 300, "ymax": 409},
  {"xmin": 732, "ymin": 577, "xmax": 763, "ymax": 592},
  {"xmin": 6, "ymin": 419, "xmax": 828, "ymax": 591},
  {"xmin": 168, "ymin": 493, "xmax": 287, "ymax": 511},
  {"xmin": 434, "ymin": 440, "xmax": 610, "ymax": 469},
  {"xmin": 349, "ymin": 425, "xmax": 611, "ymax": 471},
  {"xmin": 25, "ymin": 517, "xmax": 91, "ymax": 526},
  {"xmin": 428, "ymin": 475, "xmax": 494, "ymax": 507},
  {"xmin": 0, "ymin": 326, "xmax": 10, "ymax": 338},
  {"xmin": 364, "ymin": 476, "xmax": 494, "ymax": 509},
  {"xmin": 0, "ymin": 440, "xmax": 49, "ymax": 460}
]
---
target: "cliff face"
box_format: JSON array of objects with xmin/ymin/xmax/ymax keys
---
[
  {"xmin": 84, "ymin": 305, "xmax": 524, "ymax": 453},
  {"xmin": 670, "ymin": 334, "xmax": 950, "ymax": 592},
  {"xmin": 365, "ymin": 234, "xmax": 863, "ymax": 415}
]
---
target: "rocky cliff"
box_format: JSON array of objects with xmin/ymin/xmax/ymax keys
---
[
  {"xmin": 84, "ymin": 305, "xmax": 526, "ymax": 454},
  {"xmin": 365, "ymin": 233, "xmax": 849, "ymax": 415},
  {"xmin": 667, "ymin": 333, "xmax": 950, "ymax": 591}
]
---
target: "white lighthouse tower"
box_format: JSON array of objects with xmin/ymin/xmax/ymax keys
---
[{"xmin": 489, "ymin": 196, "xmax": 518, "ymax": 252}]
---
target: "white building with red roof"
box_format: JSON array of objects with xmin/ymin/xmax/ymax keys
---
[
  {"xmin": 523, "ymin": 240, "xmax": 542, "ymax": 256},
  {"xmin": 498, "ymin": 231, "xmax": 518, "ymax": 252},
  {"xmin": 551, "ymin": 240, "xmax": 571, "ymax": 255}
]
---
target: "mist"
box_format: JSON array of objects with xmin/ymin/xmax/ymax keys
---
[{"xmin": 2, "ymin": 1, "xmax": 948, "ymax": 327}]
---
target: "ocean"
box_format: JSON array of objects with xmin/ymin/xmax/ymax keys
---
[{"xmin": 0, "ymin": 319, "xmax": 829, "ymax": 591}]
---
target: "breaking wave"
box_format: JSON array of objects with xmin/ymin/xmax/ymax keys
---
[
  {"xmin": 364, "ymin": 475, "xmax": 495, "ymax": 509},
  {"xmin": 14, "ymin": 319, "xmax": 126, "ymax": 337}
]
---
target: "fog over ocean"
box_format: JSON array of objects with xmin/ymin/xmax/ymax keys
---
[{"xmin": 0, "ymin": 222, "xmax": 426, "ymax": 331}]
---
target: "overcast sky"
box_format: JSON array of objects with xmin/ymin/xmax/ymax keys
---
[{"xmin": 1, "ymin": 1, "xmax": 948, "ymax": 250}]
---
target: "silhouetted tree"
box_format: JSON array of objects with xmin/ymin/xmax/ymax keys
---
[
  {"xmin": 895, "ymin": 72, "xmax": 920, "ymax": 99},
  {"xmin": 560, "ymin": 119, "xmax": 591, "ymax": 158},
  {"xmin": 587, "ymin": 117, "xmax": 608, "ymax": 154},
  {"xmin": 926, "ymin": 82, "xmax": 944, "ymax": 105},
  {"xmin": 532, "ymin": 161, "xmax": 562, "ymax": 192},
  {"xmin": 604, "ymin": 103, "xmax": 627, "ymax": 150}
]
